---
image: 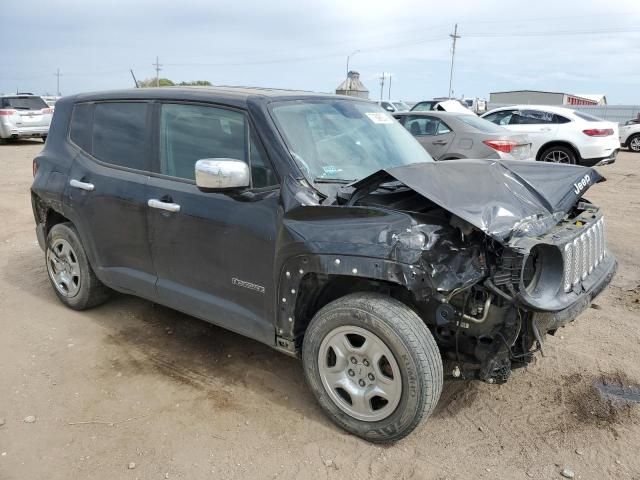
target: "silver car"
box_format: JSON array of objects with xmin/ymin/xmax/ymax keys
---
[
  {"xmin": 0, "ymin": 94, "xmax": 53, "ymax": 143},
  {"xmin": 394, "ymin": 111, "xmax": 532, "ymax": 161}
]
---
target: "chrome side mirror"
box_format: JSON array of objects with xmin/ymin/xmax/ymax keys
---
[{"xmin": 195, "ymin": 159, "xmax": 250, "ymax": 190}]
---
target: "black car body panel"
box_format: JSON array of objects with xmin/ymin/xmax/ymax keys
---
[{"xmin": 32, "ymin": 87, "xmax": 617, "ymax": 384}]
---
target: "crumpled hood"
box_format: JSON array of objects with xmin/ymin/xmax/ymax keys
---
[{"xmin": 351, "ymin": 159, "xmax": 604, "ymax": 242}]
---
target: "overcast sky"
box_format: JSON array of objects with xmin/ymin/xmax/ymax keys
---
[{"xmin": 2, "ymin": 0, "xmax": 639, "ymax": 103}]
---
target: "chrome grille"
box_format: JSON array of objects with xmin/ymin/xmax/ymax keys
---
[{"xmin": 563, "ymin": 217, "xmax": 606, "ymax": 292}]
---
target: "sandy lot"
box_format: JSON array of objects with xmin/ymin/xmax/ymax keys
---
[{"xmin": 0, "ymin": 141, "xmax": 639, "ymax": 480}]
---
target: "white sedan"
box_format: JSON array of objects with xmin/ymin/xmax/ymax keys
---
[{"xmin": 481, "ymin": 105, "xmax": 619, "ymax": 166}]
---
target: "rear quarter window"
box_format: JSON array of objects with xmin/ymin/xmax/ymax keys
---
[
  {"xmin": 92, "ymin": 102, "xmax": 148, "ymax": 170},
  {"xmin": 69, "ymin": 103, "xmax": 93, "ymax": 152}
]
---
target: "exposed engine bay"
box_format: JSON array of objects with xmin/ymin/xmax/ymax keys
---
[{"xmin": 314, "ymin": 160, "xmax": 617, "ymax": 384}]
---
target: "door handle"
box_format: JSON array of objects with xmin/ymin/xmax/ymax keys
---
[
  {"xmin": 432, "ymin": 140, "xmax": 448, "ymax": 145},
  {"xmin": 148, "ymin": 198, "xmax": 181, "ymax": 213},
  {"xmin": 69, "ymin": 179, "xmax": 95, "ymax": 191}
]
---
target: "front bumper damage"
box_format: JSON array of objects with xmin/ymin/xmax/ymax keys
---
[{"xmin": 532, "ymin": 252, "xmax": 617, "ymax": 333}]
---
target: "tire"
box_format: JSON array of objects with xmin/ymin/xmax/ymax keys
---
[
  {"xmin": 539, "ymin": 145, "xmax": 577, "ymax": 164},
  {"xmin": 45, "ymin": 222, "xmax": 111, "ymax": 310},
  {"xmin": 302, "ymin": 292, "xmax": 443, "ymax": 442},
  {"xmin": 41, "ymin": 135, "xmax": 47, "ymax": 143},
  {"xmin": 628, "ymin": 134, "xmax": 640, "ymax": 153}
]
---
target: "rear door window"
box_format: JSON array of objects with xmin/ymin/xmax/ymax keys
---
[
  {"xmin": 514, "ymin": 110, "xmax": 555, "ymax": 124},
  {"xmin": 404, "ymin": 115, "xmax": 449, "ymax": 136},
  {"xmin": 92, "ymin": 102, "xmax": 149, "ymax": 171}
]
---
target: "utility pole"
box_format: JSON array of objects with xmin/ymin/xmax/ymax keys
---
[
  {"xmin": 448, "ymin": 24, "xmax": 460, "ymax": 99},
  {"xmin": 379, "ymin": 72, "xmax": 385, "ymax": 102},
  {"xmin": 346, "ymin": 50, "xmax": 360, "ymax": 78},
  {"xmin": 54, "ymin": 68, "xmax": 62, "ymax": 96},
  {"xmin": 153, "ymin": 56, "xmax": 162, "ymax": 87},
  {"xmin": 388, "ymin": 75, "xmax": 392, "ymax": 100}
]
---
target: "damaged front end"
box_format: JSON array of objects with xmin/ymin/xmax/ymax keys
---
[{"xmin": 315, "ymin": 159, "xmax": 618, "ymax": 384}]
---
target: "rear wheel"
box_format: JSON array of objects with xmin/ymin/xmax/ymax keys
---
[
  {"xmin": 45, "ymin": 223, "xmax": 111, "ymax": 310},
  {"xmin": 302, "ymin": 293, "xmax": 443, "ymax": 442},
  {"xmin": 628, "ymin": 134, "xmax": 640, "ymax": 153},
  {"xmin": 539, "ymin": 145, "xmax": 577, "ymax": 164}
]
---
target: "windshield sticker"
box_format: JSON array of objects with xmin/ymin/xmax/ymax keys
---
[
  {"xmin": 365, "ymin": 112, "xmax": 394, "ymax": 124},
  {"xmin": 322, "ymin": 166, "xmax": 343, "ymax": 175}
]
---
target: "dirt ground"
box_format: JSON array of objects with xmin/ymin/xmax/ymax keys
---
[{"xmin": 1, "ymin": 141, "xmax": 639, "ymax": 480}]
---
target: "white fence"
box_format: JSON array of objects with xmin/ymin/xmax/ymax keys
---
[{"xmin": 487, "ymin": 103, "xmax": 640, "ymax": 125}]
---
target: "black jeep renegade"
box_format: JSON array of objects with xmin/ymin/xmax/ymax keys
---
[{"xmin": 31, "ymin": 87, "xmax": 616, "ymax": 442}]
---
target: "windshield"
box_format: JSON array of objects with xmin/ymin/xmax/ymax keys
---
[
  {"xmin": 271, "ymin": 99, "xmax": 433, "ymax": 183},
  {"xmin": 1, "ymin": 96, "xmax": 48, "ymax": 110},
  {"xmin": 411, "ymin": 102, "xmax": 436, "ymax": 112},
  {"xmin": 392, "ymin": 102, "xmax": 410, "ymax": 111},
  {"xmin": 456, "ymin": 114, "xmax": 508, "ymax": 133}
]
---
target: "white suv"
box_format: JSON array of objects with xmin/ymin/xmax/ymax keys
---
[
  {"xmin": 620, "ymin": 120, "xmax": 640, "ymax": 153},
  {"xmin": 481, "ymin": 105, "xmax": 619, "ymax": 166},
  {"xmin": 0, "ymin": 94, "xmax": 53, "ymax": 143}
]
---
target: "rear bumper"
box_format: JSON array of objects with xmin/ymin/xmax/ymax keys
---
[
  {"xmin": 0, "ymin": 123, "xmax": 49, "ymax": 139},
  {"xmin": 532, "ymin": 253, "xmax": 617, "ymax": 332},
  {"xmin": 581, "ymin": 148, "xmax": 618, "ymax": 167}
]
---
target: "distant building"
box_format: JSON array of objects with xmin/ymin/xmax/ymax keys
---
[
  {"xmin": 489, "ymin": 90, "xmax": 606, "ymax": 106},
  {"xmin": 336, "ymin": 71, "xmax": 369, "ymax": 99}
]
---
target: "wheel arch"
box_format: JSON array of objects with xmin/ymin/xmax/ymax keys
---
[
  {"xmin": 275, "ymin": 254, "xmax": 432, "ymax": 351},
  {"xmin": 536, "ymin": 140, "xmax": 581, "ymax": 162},
  {"xmin": 627, "ymin": 132, "xmax": 640, "ymax": 151}
]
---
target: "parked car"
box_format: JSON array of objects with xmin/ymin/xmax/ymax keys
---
[
  {"xmin": 0, "ymin": 94, "xmax": 53, "ymax": 143},
  {"xmin": 42, "ymin": 96, "xmax": 62, "ymax": 108},
  {"xmin": 462, "ymin": 97, "xmax": 487, "ymax": 114},
  {"xmin": 620, "ymin": 121, "xmax": 640, "ymax": 152},
  {"xmin": 394, "ymin": 111, "xmax": 532, "ymax": 161},
  {"xmin": 32, "ymin": 87, "xmax": 616, "ymax": 442},
  {"xmin": 411, "ymin": 99, "xmax": 473, "ymax": 114},
  {"xmin": 481, "ymin": 106, "xmax": 619, "ymax": 166},
  {"xmin": 410, "ymin": 100, "xmax": 439, "ymax": 111},
  {"xmin": 377, "ymin": 100, "xmax": 410, "ymax": 112}
]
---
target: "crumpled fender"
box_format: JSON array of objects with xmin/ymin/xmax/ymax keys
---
[{"xmin": 274, "ymin": 253, "xmax": 433, "ymax": 339}]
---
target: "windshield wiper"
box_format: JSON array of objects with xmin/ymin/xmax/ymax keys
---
[{"xmin": 313, "ymin": 178, "xmax": 355, "ymax": 184}]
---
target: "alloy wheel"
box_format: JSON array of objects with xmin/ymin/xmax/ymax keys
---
[
  {"xmin": 46, "ymin": 238, "xmax": 81, "ymax": 297},
  {"xmin": 318, "ymin": 325, "xmax": 402, "ymax": 422},
  {"xmin": 630, "ymin": 136, "xmax": 640, "ymax": 152},
  {"xmin": 543, "ymin": 149, "xmax": 571, "ymax": 163}
]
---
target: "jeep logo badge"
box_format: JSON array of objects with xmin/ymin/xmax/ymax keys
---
[{"xmin": 573, "ymin": 174, "xmax": 591, "ymax": 195}]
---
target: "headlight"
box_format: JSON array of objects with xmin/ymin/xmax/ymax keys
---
[{"xmin": 521, "ymin": 244, "xmax": 563, "ymax": 298}]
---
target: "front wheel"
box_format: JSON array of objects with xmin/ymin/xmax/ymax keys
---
[
  {"xmin": 302, "ymin": 293, "xmax": 443, "ymax": 442},
  {"xmin": 628, "ymin": 134, "xmax": 640, "ymax": 153}
]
